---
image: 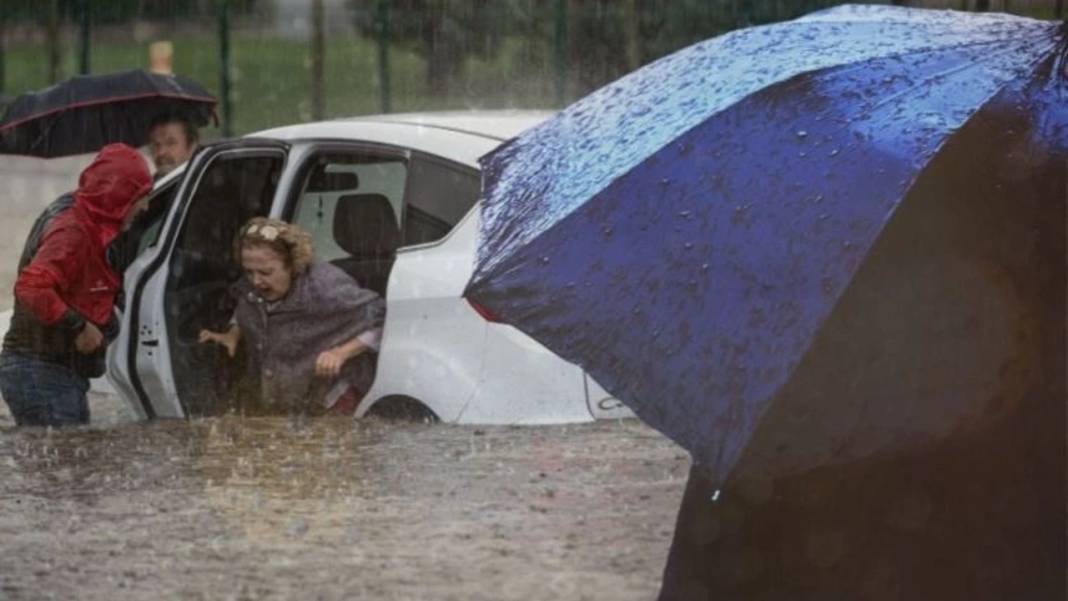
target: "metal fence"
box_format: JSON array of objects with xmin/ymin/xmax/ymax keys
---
[{"xmin": 0, "ymin": 0, "xmax": 1063, "ymax": 137}]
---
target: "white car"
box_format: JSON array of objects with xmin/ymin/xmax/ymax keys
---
[{"xmin": 100, "ymin": 111, "xmax": 632, "ymax": 424}]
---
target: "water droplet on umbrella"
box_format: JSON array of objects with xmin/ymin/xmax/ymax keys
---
[
  {"xmin": 828, "ymin": 148, "xmax": 839, "ymax": 157},
  {"xmin": 540, "ymin": 256, "xmax": 550, "ymax": 264},
  {"xmin": 795, "ymin": 130, "xmax": 808, "ymax": 139}
]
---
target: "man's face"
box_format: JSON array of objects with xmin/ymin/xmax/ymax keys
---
[{"xmin": 148, "ymin": 121, "xmax": 195, "ymax": 176}]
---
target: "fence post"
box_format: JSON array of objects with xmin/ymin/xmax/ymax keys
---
[
  {"xmin": 218, "ymin": 0, "xmax": 233, "ymax": 137},
  {"xmin": 78, "ymin": 0, "xmax": 90, "ymax": 74},
  {"xmin": 0, "ymin": 5, "xmax": 5, "ymax": 98},
  {"xmin": 625, "ymin": 0, "xmax": 640, "ymax": 71},
  {"xmin": 553, "ymin": 0, "xmax": 567, "ymax": 107},
  {"xmin": 311, "ymin": 0, "xmax": 325, "ymax": 120},
  {"xmin": 375, "ymin": 0, "xmax": 392, "ymax": 114},
  {"xmin": 47, "ymin": 0, "xmax": 61, "ymax": 83}
]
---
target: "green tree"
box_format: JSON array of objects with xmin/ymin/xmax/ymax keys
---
[{"xmin": 352, "ymin": 0, "xmax": 511, "ymax": 94}]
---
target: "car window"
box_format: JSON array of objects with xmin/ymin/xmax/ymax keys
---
[
  {"xmin": 291, "ymin": 152, "xmax": 408, "ymax": 263},
  {"xmin": 135, "ymin": 181, "xmax": 180, "ymax": 255},
  {"xmin": 167, "ymin": 151, "xmax": 284, "ymax": 335},
  {"xmin": 402, "ymin": 156, "xmax": 481, "ymax": 246},
  {"xmin": 102, "ymin": 180, "xmax": 180, "ymax": 276}
]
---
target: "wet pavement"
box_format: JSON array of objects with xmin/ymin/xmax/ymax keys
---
[{"xmin": 0, "ymin": 396, "xmax": 687, "ymax": 600}]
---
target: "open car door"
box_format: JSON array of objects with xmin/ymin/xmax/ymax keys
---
[{"xmin": 107, "ymin": 140, "xmax": 288, "ymax": 419}]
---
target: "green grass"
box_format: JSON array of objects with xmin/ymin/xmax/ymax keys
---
[{"xmin": 3, "ymin": 32, "xmax": 562, "ymax": 138}]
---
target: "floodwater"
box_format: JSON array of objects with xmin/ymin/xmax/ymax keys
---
[{"xmin": 0, "ymin": 395, "xmax": 688, "ymax": 600}]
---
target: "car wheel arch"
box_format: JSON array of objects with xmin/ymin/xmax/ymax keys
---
[{"xmin": 361, "ymin": 395, "xmax": 440, "ymax": 423}]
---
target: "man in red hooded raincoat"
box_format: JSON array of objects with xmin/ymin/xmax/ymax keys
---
[{"xmin": 0, "ymin": 144, "xmax": 152, "ymax": 427}]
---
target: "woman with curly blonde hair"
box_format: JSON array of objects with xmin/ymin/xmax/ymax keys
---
[{"xmin": 199, "ymin": 217, "xmax": 384, "ymax": 414}]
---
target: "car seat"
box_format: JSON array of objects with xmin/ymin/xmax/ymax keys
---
[{"xmin": 331, "ymin": 193, "xmax": 400, "ymax": 296}]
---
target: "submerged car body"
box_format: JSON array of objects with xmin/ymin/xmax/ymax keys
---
[{"xmin": 102, "ymin": 111, "xmax": 632, "ymax": 424}]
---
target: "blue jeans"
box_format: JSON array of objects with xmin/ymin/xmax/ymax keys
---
[{"xmin": 0, "ymin": 352, "xmax": 90, "ymax": 427}]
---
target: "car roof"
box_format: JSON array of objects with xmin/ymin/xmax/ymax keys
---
[{"xmin": 249, "ymin": 110, "xmax": 554, "ymax": 168}]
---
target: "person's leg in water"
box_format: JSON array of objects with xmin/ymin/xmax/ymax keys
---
[{"xmin": 0, "ymin": 352, "xmax": 90, "ymax": 427}]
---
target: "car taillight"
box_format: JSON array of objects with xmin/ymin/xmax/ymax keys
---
[{"xmin": 466, "ymin": 298, "xmax": 501, "ymax": 323}]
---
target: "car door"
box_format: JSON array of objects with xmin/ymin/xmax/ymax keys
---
[{"xmin": 108, "ymin": 140, "xmax": 287, "ymax": 419}]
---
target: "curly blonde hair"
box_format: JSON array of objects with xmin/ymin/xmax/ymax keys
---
[{"xmin": 235, "ymin": 217, "xmax": 314, "ymax": 274}]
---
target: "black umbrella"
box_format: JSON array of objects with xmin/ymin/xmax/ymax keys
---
[{"xmin": 0, "ymin": 69, "xmax": 217, "ymax": 158}]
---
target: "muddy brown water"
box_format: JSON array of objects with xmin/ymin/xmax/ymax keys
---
[{"xmin": 0, "ymin": 395, "xmax": 688, "ymax": 600}]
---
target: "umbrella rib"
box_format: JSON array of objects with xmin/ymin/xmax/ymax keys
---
[
  {"xmin": 852, "ymin": 38, "xmax": 1059, "ymax": 116},
  {"xmin": 747, "ymin": 26, "xmax": 1056, "ymax": 101}
]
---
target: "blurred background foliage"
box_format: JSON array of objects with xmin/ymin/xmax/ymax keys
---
[{"xmin": 0, "ymin": 0, "xmax": 1062, "ymax": 137}]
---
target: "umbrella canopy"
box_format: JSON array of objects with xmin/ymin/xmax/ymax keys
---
[
  {"xmin": 0, "ymin": 69, "xmax": 217, "ymax": 157},
  {"xmin": 465, "ymin": 5, "xmax": 1068, "ymax": 485}
]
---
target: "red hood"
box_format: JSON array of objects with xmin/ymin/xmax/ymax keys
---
[{"xmin": 73, "ymin": 143, "xmax": 153, "ymax": 246}]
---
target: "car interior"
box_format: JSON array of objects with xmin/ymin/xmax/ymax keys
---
[
  {"xmin": 331, "ymin": 192, "xmax": 401, "ymax": 296},
  {"xmin": 163, "ymin": 152, "xmax": 283, "ymax": 415}
]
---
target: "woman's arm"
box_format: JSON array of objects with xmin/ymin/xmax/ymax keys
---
[
  {"xmin": 314, "ymin": 332, "xmax": 374, "ymax": 378},
  {"xmin": 198, "ymin": 323, "xmax": 241, "ymax": 358}
]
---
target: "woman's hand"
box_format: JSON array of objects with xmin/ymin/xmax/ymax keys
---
[
  {"xmin": 315, "ymin": 335, "xmax": 370, "ymax": 378},
  {"xmin": 198, "ymin": 326, "xmax": 240, "ymax": 358},
  {"xmin": 315, "ymin": 348, "xmax": 347, "ymax": 377}
]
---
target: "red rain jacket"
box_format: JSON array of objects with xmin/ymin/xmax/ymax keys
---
[{"xmin": 14, "ymin": 144, "xmax": 152, "ymax": 329}]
